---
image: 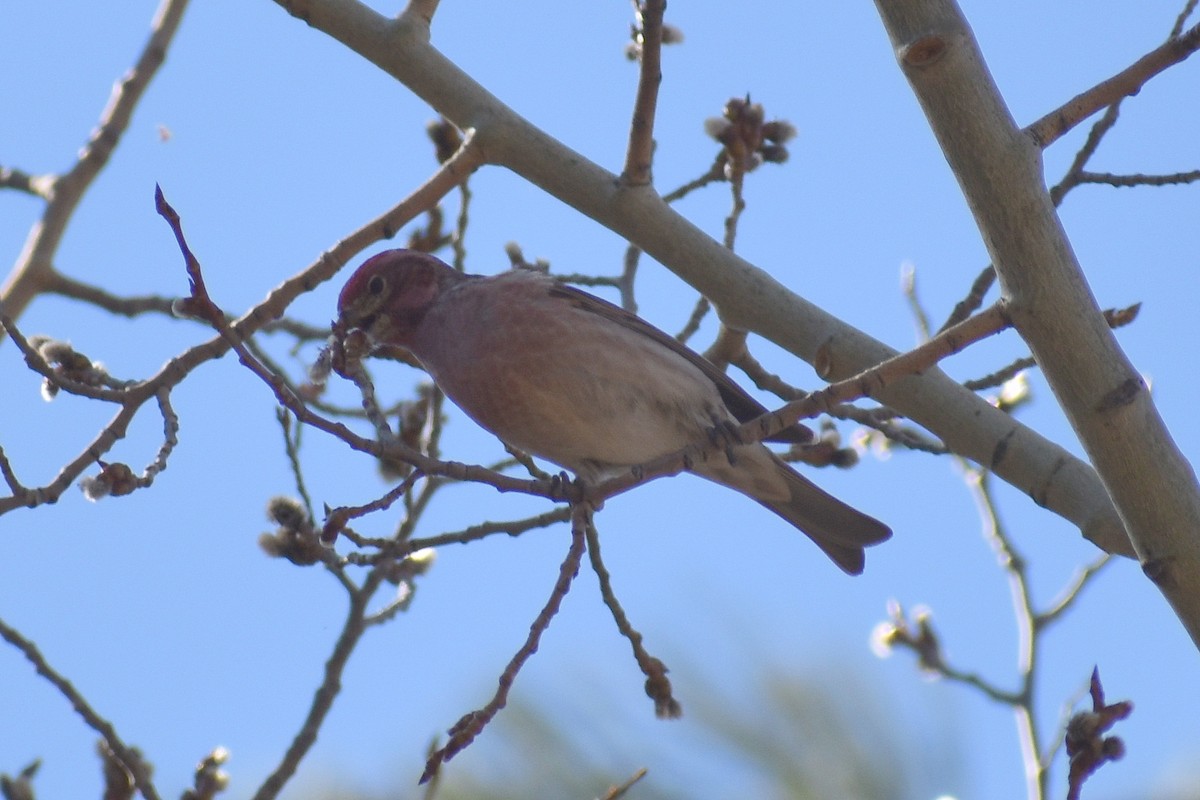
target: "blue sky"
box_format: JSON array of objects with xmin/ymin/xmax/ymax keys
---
[{"xmin": 2, "ymin": 2, "xmax": 1199, "ymax": 798}]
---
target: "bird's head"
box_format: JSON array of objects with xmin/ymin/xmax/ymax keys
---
[{"xmin": 335, "ymin": 249, "xmax": 459, "ymax": 348}]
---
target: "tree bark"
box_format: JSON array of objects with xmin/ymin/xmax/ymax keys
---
[{"xmin": 874, "ymin": 0, "xmax": 1200, "ymax": 647}]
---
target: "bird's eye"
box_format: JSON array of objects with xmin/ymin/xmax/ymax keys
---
[{"xmin": 367, "ymin": 275, "xmax": 385, "ymax": 296}]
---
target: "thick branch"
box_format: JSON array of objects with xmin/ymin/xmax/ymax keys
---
[
  {"xmin": 876, "ymin": 0, "xmax": 1200, "ymax": 647},
  {"xmin": 267, "ymin": 0, "xmax": 1135, "ymax": 561}
]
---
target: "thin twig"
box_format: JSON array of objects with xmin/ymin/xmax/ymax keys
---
[
  {"xmin": 276, "ymin": 409, "xmax": 316, "ymax": 518},
  {"xmin": 617, "ymin": 243, "xmax": 640, "ymax": 313},
  {"xmin": 621, "ymin": 0, "xmax": 667, "ymax": 186},
  {"xmin": 674, "ymin": 295, "xmax": 710, "ymax": 343},
  {"xmin": 249, "ymin": 587, "xmax": 371, "ymax": 800},
  {"xmin": 0, "ymin": 0, "xmax": 192, "ymax": 320},
  {"xmin": 1037, "ymin": 555, "xmax": 1113, "ymax": 629},
  {"xmin": 901, "ymin": 263, "xmax": 932, "ymax": 341},
  {"xmin": 585, "ymin": 520, "xmax": 680, "ymax": 718},
  {"xmin": 964, "ymin": 467, "xmax": 1045, "ymax": 799},
  {"xmin": 0, "ymin": 615, "xmax": 162, "ymax": 800},
  {"xmin": 420, "ymin": 503, "xmax": 590, "ymax": 782},
  {"xmin": 1171, "ymin": 0, "xmax": 1199, "ymax": 38},
  {"xmin": 322, "ymin": 471, "xmax": 424, "ymax": 545},
  {"xmin": 963, "ymin": 356, "xmax": 1037, "ymax": 392},
  {"xmin": 1026, "ymin": 21, "xmax": 1200, "ymax": 148},
  {"xmin": 0, "ymin": 446, "xmax": 28, "ymax": 499},
  {"xmin": 44, "ymin": 270, "xmax": 330, "ymax": 341},
  {"xmin": 0, "ymin": 166, "xmax": 49, "ymax": 198},
  {"xmin": 1050, "ymin": 103, "xmax": 1122, "ymax": 205},
  {"xmin": 601, "ymin": 767, "xmax": 649, "ymax": 800},
  {"xmin": 404, "ymin": 507, "xmax": 574, "ymax": 551},
  {"xmin": 1075, "ymin": 169, "xmax": 1200, "ymax": 188}
]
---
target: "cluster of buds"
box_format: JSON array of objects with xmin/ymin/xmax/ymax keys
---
[
  {"xmin": 992, "ymin": 371, "xmax": 1032, "ymax": 413},
  {"xmin": 258, "ymin": 496, "xmax": 324, "ymax": 566},
  {"xmin": 1066, "ymin": 668, "xmax": 1132, "ymax": 796},
  {"xmin": 870, "ymin": 599, "xmax": 944, "ymax": 674},
  {"xmin": 380, "ymin": 382, "xmax": 439, "ymax": 480},
  {"xmin": 29, "ymin": 336, "xmax": 110, "ymax": 400},
  {"xmin": 0, "ymin": 757, "xmax": 40, "ymax": 800},
  {"xmin": 624, "ymin": 20, "xmax": 684, "ymax": 61},
  {"xmin": 181, "ymin": 747, "xmax": 230, "ymax": 800},
  {"xmin": 80, "ymin": 461, "xmax": 139, "ymax": 501},
  {"xmin": 790, "ymin": 420, "xmax": 861, "ymax": 469},
  {"xmin": 96, "ymin": 740, "xmax": 149, "ymax": 800},
  {"xmin": 704, "ymin": 96, "xmax": 796, "ymax": 179},
  {"xmin": 379, "ymin": 546, "xmax": 437, "ymax": 587},
  {"xmin": 425, "ymin": 117, "xmax": 463, "ymax": 165}
]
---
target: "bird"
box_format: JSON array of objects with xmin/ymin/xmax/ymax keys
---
[{"xmin": 335, "ymin": 249, "xmax": 891, "ymax": 574}]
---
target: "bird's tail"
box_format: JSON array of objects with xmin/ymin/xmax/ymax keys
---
[{"xmin": 695, "ymin": 448, "xmax": 891, "ymax": 575}]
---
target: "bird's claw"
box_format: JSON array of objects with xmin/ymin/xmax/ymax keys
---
[{"xmin": 706, "ymin": 420, "xmax": 744, "ymax": 466}]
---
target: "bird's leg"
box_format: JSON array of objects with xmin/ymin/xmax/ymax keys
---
[
  {"xmin": 549, "ymin": 470, "xmax": 605, "ymax": 511},
  {"xmin": 547, "ymin": 471, "xmax": 572, "ymax": 501},
  {"xmin": 706, "ymin": 419, "xmax": 744, "ymax": 466}
]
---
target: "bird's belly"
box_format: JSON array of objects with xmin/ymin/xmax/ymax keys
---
[{"xmin": 429, "ymin": 350, "xmax": 719, "ymax": 473}]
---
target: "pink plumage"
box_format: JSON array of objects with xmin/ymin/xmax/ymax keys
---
[{"xmin": 337, "ymin": 249, "xmax": 890, "ymax": 574}]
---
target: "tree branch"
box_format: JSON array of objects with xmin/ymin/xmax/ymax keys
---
[
  {"xmin": 0, "ymin": 615, "xmax": 161, "ymax": 800},
  {"xmin": 0, "ymin": 0, "xmax": 191, "ymax": 321},
  {"xmin": 876, "ymin": 0, "xmax": 1200, "ymax": 647},
  {"xmin": 1026, "ymin": 21, "xmax": 1200, "ymax": 148},
  {"xmin": 267, "ymin": 0, "xmax": 1136, "ymax": 562}
]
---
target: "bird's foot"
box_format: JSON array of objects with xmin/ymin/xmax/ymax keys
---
[
  {"xmin": 706, "ymin": 420, "xmax": 744, "ymax": 466},
  {"xmin": 548, "ymin": 471, "xmax": 603, "ymax": 510},
  {"xmin": 547, "ymin": 471, "xmax": 572, "ymax": 501}
]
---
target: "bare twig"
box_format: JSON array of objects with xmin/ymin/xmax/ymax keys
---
[
  {"xmin": 962, "ymin": 357, "xmax": 1037, "ymax": 393},
  {"xmin": 621, "ymin": 0, "xmax": 667, "ymax": 186},
  {"xmin": 880, "ymin": 468, "xmax": 1119, "ymax": 800},
  {"xmin": 404, "ymin": 507, "xmax": 574, "ymax": 551},
  {"xmin": 0, "ymin": 616, "xmax": 161, "ymax": 800},
  {"xmin": 585, "ymin": 520, "xmax": 681, "ymax": 718},
  {"xmin": 0, "ymin": 0, "xmax": 192, "ymax": 321},
  {"xmin": 617, "ymin": 243, "xmax": 640, "ymax": 313},
  {"xmin": 0, "ymin": 167, "xmax": 49, "ymax": 198},
  {"xmin": 1074, "ymin": 169, "xmax": 1200, "ymax": 188},
  {"xmin": 900, "ymin": 264, "xmax": 933, "ymax": 341},
  {"xmin": 1050, "ymin": 103, "xmax": 1123, "ymax": 205},
  {"xmin": 276, "ymin": 409, "xmax": 315, "ymax": 518},
  {"xmin": 661, "ymin": 157, "xmax": 726, "ymax": 202},
  {"xmin": 939, "ymin": 265, "xmax": 997, "ymax": 333},
  {"xmin": 249, "ymin": 586, "xmax": 370, "ymax": 800},
  {"xmin": 601, "ymin": 767, "xmax": 649, "ymax": 800},
  {"xmin": 1026, "ymin": 21, "xmax": 1200, "ymax": 148},
  {"xmin": 674, "ymin": 296, "xmax": 710, "ymax": 344},
  {"xmin": 420, "ymin": 502, "xmax": 590, "ymax": 782},
  {"xmin": 322, "ymin": 471, "xmax": 424, "ymax": 546},
  {"xmin": 42, "ymin": 270, "xmax": 330, "ymax": 341},
  {"xmin": 1038, "ymin": 555, "xmax": 1112, "ymax": 629},
  {"xmin": 881, "ymin": 285, "xmax": 1121, "ymax": 800}
]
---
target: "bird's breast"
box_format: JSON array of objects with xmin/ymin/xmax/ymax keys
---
[{"xmin": 412, "ymin": 278, "xmax": 729, "ymax": 475}]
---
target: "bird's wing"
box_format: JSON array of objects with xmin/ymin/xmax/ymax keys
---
[{"xmin": 546, "ymin": 281, "xmax": 812, "ymax": 444}]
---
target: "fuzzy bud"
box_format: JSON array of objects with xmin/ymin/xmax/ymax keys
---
[{"xmin": 80, "ymin": 462, "xmax": 138, "ymax": 501}]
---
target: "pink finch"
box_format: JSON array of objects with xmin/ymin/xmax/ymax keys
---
[{"xmin": 336, "ymin": 249, "xmax": 890, "ymax": 574}]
